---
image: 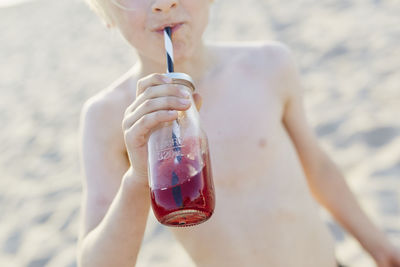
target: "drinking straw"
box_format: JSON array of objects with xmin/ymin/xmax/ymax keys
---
[
  {"xmin": 164, "ymin": 27, "xmax": 183, "ymax": 208},
  {"xmin": 164, "ymin": 27, "xmax": 174, "ymax": 73},
  {"xmin": 164, "ymin": 26, "xmax": 181, "ymax": 160}
]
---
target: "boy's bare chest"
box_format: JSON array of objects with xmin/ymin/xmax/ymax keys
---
[{"xmin": 197, "ymin": 71, "xmax": 285, "ymax": 190}]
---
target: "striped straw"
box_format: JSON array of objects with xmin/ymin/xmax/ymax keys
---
[
  {"xmin": 164, "ymin": 27, "xmax": 183, "ymax": 207},
  {"xmin": 163, "ymin": 27, "xmax": 181, "ymax": 160},
  {"xmin": 164, "ymin": 27, "xmax": 181, "ymax": 161},
  {"xmin": 164, "ymin": 27, "xmax": 174, "ymax": 73}
]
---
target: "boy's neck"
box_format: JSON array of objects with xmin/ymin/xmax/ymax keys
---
[{"xmin": 133, "ymin": 42, "xmax": 216, "ymax": 87}]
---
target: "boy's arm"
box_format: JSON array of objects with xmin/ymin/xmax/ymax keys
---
[
  {"xmin": 77, "ymin": 96, "xmax": 150, "ymax": 267},
  {"xmin": 277, "ymin": 45, "xmax": 400, "ymax": 266}
]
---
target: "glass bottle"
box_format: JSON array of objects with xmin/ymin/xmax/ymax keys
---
[{"xmin": 147, "ymin": 72, "xmax": 215, "ymax": 227}]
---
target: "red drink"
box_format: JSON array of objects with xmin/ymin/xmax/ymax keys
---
[{"xmin": 149, "ymin": 138, "xmax": 215, "ymax": 227}]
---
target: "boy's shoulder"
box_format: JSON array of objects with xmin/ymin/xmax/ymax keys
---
[
  {"xmin": 83, "ymin": 65, "xmax": 138, "ymax": 112},
  {"xmin": 212, "ymin": 40, "xmax": 297, "ymax": 86},
  {"xmin": 213, "ymin": 40, "xmax": 298, "ymax": 95},
  {"xmin": 214, "ymin": 40, "xmax": 294, "ymax": 65},
  {"xmin": 80, "ymin": 69, "xmax": 136, "ymax": 142}
]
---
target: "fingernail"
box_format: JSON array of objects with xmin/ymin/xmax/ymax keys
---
[
  {"xmin": 179, "ymin": 89, "xmax": 191, "ymax": 98},
  {"xmin": 179, "ymin": 98, "xmax": 191, "ymax": 105},
  {"xmin": 162, "ymin": 76, "xmax": 172, "ymax": 83}
]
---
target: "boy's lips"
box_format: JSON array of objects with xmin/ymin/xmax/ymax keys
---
[{"xmin": 154, "ymin": 22, "xmax": 184, "ymax": 35}]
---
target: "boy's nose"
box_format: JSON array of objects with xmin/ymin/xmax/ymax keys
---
[{"xmin": 152, "ymin": 0, "xmax": 178, "ymax": 13}]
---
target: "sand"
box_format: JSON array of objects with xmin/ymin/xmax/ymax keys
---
[{"xmin": 0, "ymin": 0, "xmax": 399, "ymax": 266}]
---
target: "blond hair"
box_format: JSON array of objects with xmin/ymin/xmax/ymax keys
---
[{"xmin": 84, "ymin": 0, "xmax": 114, "ymax": 27}]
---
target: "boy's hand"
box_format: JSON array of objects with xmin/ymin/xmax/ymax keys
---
[
  {"xmin": 372, "ymin": 243, "xmax": 400, "ymax": 267},
  {"xmin": 121, "ymin": 73, "xmax": 202, "ymax": 183}
]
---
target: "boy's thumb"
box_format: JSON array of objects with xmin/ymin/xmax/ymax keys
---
[{"xmin": 192, "ymin": 93, "xmax": 203, "ymax": 111}]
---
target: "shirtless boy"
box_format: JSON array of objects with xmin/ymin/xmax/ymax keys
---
[{"xmin": 77, "ymin": 0, "xmax": 400, "ymax": 266}]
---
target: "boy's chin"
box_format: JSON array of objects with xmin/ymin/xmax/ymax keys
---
[
  {"xmin": 163, "ymin": 47, "xmax": 195, "ymax": 62},
  {"xmin": 172, "ymin": 43, "xmax": 197, "ymax": 59}
]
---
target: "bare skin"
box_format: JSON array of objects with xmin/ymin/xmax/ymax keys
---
[
  {"xmin": 78, "ymin": 35, "xmax": 400, "ymax": 266},
  {"xmin": 77, "ymin": 5, "xmax": 400, "ymax": 267},
  {"xmin": 168, "ymin": 43, "xmax": 337, "ymax": 267},
  {"xmin": 78, "ymin": 0, "xmax": 400, "ymax": 265},
  {"xmin": 78, "ymin": 42, "xmax": 338, "ymax": 266}
]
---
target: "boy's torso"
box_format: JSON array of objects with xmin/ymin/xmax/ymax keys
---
[{"xmin": 105, "ymin": 42, "xmax": 337, "ymax": 266}]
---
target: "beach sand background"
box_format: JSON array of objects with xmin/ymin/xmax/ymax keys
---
[{"xmin": 0, "ymin": 0, "xmax": 399, "ymax": 266}]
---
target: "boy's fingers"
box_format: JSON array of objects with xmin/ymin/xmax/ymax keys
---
[
  {"xmin": 140, "ymin": 83, "xmax": 189, "ymax": 102},
  {"xmin": 193, "ymin": 93, "xmax": 202, "ymax": 111},
  {"xmin": 136, "ymin": 73, "xmax": 171, "ymax": 97},
  {"xmin": 122, "ymin": 96, "xmax": 191, "ymax": 130},
  {"xmin": 125, "ymin": 110, "xmax": 178, "ymax": 147},
  {"xmin": 124, "ymin": 84, "xmax": 190, "ymax": 116}
]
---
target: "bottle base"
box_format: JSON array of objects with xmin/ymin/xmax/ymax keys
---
[{"xmin": 160, "ymin": 209, "xmax": 211, "ymax": 227}]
